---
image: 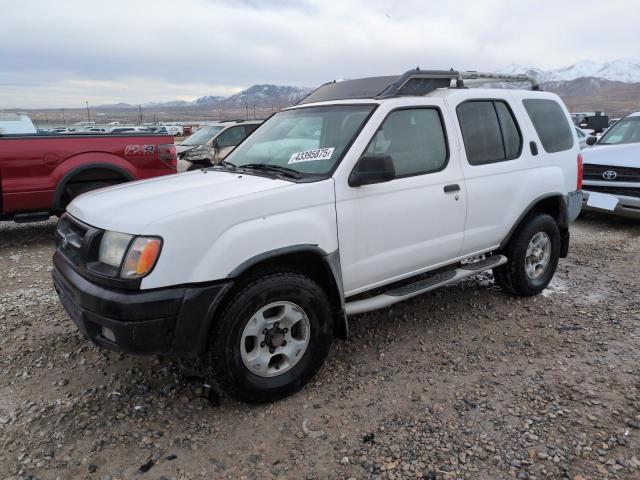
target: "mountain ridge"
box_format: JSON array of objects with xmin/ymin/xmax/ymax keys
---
[{"xmin": 498, "ymin": 58, "xmax": 640, "ymax": 83}]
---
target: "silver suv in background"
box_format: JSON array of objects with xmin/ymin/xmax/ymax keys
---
[{"xmin": 177, "ymin": 120, "xmax": 262, "ymax": 170}]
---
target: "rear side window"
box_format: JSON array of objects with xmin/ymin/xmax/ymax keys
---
[
  {"xmin": 522, "ymin": 99, "xmax": 574, "ymax": 153},
  {"xmin": 217, "ymin": 126, "xmax": 246, "ymax": 148},
  {"xmin": 365, "ymin": 108, "xmax": 448, "ymax": 177},
  {"xmin": 244, "ymin": 124, "xmax": 260, "ymax": 135},
  {"xmin": 457, "ymin": 100, "xmax": 522, "ymax": 165}
]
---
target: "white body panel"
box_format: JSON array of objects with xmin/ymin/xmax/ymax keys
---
[
  {"xmin": 332, "ymin": 98, "xmax": 467, "ymax": 296},
  {"xmin": 440, "ymin": 89, "xmax": 577, "ymax": 257},
  {"xmin": 67, "ymin": 87, "xmax": 578, "ymax": 295},
  {"xmin": 581, "ymin": 142, "xmax": 640, "ymax": 169}
]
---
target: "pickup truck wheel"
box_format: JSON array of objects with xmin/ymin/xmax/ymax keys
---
[
  {"xmin": 57, "ymin": 181, "xmax": 112, "ymax": 214},
  {"xmin": 209, "ymin": 272, "xmax": 333, "ymax": 403},
  {"xmin": 493, "ymin": 213, "xmax": 560, "ymax": 296}
]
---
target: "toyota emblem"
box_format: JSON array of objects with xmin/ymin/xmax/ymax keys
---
[{"xmin": 602, "ymin": 170, "xmax": 617, "ymax": 180}]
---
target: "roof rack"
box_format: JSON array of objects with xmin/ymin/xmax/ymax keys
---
[{"xmin": 296, "ymin": 68, "xmax": 539, "ymax": 105}]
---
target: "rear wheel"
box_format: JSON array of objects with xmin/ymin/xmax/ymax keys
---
[
  {"xmin": 209, "ymin": 271, "xmax": 333, "ymax": 403},
  {"xmin": 493, "ymin": 213, "xmax": 561, "ymax": 296},
  {"xmin": 57, "ymin": 181, "xmax": 112, "ymax": 214}
]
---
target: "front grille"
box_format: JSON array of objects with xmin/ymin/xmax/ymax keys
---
[
  {"xmin": 56, "ymin": 215, "xmax": 89, "ymax": 267},
  {"xmin": 584, "ymin": 185, "xmax": 640, "ymax": 198},
  {"xmin": 583, "ymin": 164, "xmax": 640, "ymax": 182}
]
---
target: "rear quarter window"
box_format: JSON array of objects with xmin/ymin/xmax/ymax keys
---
[
  {"xmin": 522, "ymin": 99, "xmax": 574, "ymax": 153},
  {"xmin": 456, "ymin": 100, "xmax": 522, "ymax": 166}
]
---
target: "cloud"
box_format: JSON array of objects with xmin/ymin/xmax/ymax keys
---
[{"xmin": 1, "ymin": 0, "xmax": 638, "ymax": 108}]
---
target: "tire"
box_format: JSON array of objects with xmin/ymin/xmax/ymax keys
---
[
  {"xmin": 493, "ymin": 213, "xmax": 561, "ymax": 296},
  {"xmin": 209, "ymin": 271, "xmax": 333, "ymax": 403}
]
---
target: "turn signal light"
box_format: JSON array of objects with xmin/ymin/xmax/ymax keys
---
[{"xmin": 121, "ymin": 237, "xmax": 162, "ymax": 279}]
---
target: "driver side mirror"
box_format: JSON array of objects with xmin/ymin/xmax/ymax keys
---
[
  {"xmin": 348, "ymin": 154, "xmax": 395, "ymax": 187},
  {"xmin": 586, "ymin": 136, "xmax": 597, "ymax": 146}
]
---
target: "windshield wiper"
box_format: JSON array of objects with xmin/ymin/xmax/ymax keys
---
[
  {"xmin": 239, "ymin": 163, "xmax": 303, "ymax": 179},
  {"xmin": 219, "ymin": 160, "xmax": 237, "ymax": 168},
  {"xmin": 207, "ymin": 160, "xmax": 237, "ymax": 171}
]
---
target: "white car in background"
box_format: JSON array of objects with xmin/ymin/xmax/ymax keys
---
[
  {"xmin": 581, "ymin": 112, "xmax": 640, "ymax": 218},
  {"xmin": 162, "ymin": 124, "xmax": 183, "ymax": 136},
  {"xmin": 0, "ymin": 113, "xmax": 37, "ymax": 134}
]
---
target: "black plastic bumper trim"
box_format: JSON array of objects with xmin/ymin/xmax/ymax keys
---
[{"xmin": 52, "ymin": 255, "xmax": 233, "ymax": 355}]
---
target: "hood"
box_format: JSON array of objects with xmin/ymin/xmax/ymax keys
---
[
  {"xmin": 582, "ymin": 143, "xmax": 640, "ymax": 168},
  {"xmin": 67, "ymin": 170, "xmax": 292, "ymax": 233},
  {"xmin": 176, "ymin": 144, "xmax": 199, "ymax": 154}
]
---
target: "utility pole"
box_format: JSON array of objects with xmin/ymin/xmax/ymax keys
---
[
  {"xmin": 244, "ymin": 97, "xmax": 249, "ymax": 120},
  {"xmin": 139, "ymin": 104, "xmax": 143, "ymax": 125},
  {"xmin": 61, "ymin": 108, "xmax": 66, "ymax": 126},
  {"xmin": 85, "ymin": 101, "xmax": 91, "ymax": 124}
]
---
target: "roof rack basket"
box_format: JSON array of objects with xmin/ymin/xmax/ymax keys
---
[{"xmin": 296, "ymin": 68, "xmax": 540, "ymax": 105}]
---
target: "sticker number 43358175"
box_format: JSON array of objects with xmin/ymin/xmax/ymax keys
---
[{"xmin": 288, "ymin": 147, "xmax": 334, "ymax": 164}]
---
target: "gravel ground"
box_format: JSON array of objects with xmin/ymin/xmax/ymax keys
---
[{"xmin": 0, "ymin": 214, "xmax": 639, "ymax": 480}]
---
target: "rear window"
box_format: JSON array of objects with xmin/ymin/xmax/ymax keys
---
[
  {"xmin": 522, "ymin": 99, "xmax": 573, "ymax": 153},
  {"xmin": 456, "ymin": 100, "xmax": 522, "ymax": 166}
]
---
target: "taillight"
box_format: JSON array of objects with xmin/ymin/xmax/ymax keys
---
[
  {"xmin": 158, "ymin": 144, "xmax": 177, "ymax": 170},
  {"xmin": 577, "ymin": 153, "xmax": 583, "ymax": 190}
]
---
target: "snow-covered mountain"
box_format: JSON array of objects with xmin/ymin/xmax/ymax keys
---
[
  {"xmin": 191, "ymin": 95, "xmax": 226, "ymax": 107},
  {"xmin": 499, "ymin": 58, "xmax": 640, "ymax": 83},
  {"xmin": 219, "ymin": 85, "xmax": 312, "ymax": 108},
  {"xmin": 99, "ymin": 85, "xmax": 313, "ymax": 110}
]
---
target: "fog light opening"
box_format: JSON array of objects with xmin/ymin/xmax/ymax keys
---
[{"xmin": 101, "ymin": 327, "xmax": 116, "ymax": 342}]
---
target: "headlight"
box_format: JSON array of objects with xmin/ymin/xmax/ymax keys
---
[
  {"xmin": 99, "ymin": 231, "xmax": 133, "ymax": 267},
  {"xmin": 98, "ymin": 231, "xmax": 162, "ymax": 279},
  {"xmin": 184, "ymin": 145, "xmax": 210, "ymax": 158}
]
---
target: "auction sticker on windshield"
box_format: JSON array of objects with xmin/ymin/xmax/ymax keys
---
[{"xmin": 289, "ymin": 147, "xmax": 334, "ymax": 164}]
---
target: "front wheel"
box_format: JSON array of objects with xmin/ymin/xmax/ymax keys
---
[
  {"xmin": 209, "ymin": 272, "xmax": 333, "ymax": 403},
  {"xmin": 493, "ymin": 213, "xmax": 561, "ymax": 296}
]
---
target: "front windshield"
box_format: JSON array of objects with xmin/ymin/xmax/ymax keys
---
[
  {"xmin": 181, "ymin": 126, "xmax": 223, "ymax": 146},
  {"xmin": 225, "ymin": 104, "xmax": 375, "ymax": 175},
  {"xmin": 599, "ymin": 116, "xmax": 640, "ymax": 145}
]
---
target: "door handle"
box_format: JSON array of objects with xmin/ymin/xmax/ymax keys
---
[{"xmin": 443, "ymin": 184, "xmax": 460, "ymax": 193}]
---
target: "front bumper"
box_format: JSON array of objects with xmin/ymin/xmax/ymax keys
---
[
  {"xmin": 581, "ymin": 190, "xmax": 640, "ymax": 219},
  {"xmin": 52, "ymin": 252, "xmax": 232, "ymax": 355}
]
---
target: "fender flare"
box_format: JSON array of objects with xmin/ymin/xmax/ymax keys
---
[
  {"xmin": 53, "ymin": 162, "xmax": 134, "ymax": 211},
  {"xmin": 227, "ymin": 244, "xmax": 349, "ymax": 340},
  {"xmin": 499, "ymin": 192, "xmax": 571, "ymax": 256}
]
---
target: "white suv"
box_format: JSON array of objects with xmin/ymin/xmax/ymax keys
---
[{"xmin": 52, "ymin": 69, "xmax": 583, "ymax": 402}]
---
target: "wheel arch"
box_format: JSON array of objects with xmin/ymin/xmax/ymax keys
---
[
  {"xmin": 53, "ymin": 162, "xmax": 134, "ymax": 211},
  {"xmin": 218, "ymin": 245, "xmax": 348, "ymax": 340},
  {"xmin": 500, "ymin": 193, "xmax": 570, "ymax": 257}
]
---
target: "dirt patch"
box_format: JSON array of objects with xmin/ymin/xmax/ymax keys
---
[{"xmin": 0, "ymin": 213, "xmax": 639, "ymax": 479}]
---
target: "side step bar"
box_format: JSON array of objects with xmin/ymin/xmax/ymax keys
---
[
  {"xmin": 13, "ymin": 211, "xmax": 51, "ymax": 223},
  {"xmin": 345, "ymin": 255, "xmax": 507, "ymax": 316}
]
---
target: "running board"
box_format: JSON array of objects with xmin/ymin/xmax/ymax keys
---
[
  {"xmin": 345, "ymin": 255, "xmax": 507, "ymax": 315},
  {"xmin": 13, "ymin": 211, "xmax": 51, "ymax": 223}
]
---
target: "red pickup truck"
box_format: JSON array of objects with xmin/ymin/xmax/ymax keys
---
[{"xmin": 0, "ymin": 133, "xmax": 177, "ymax": 222}]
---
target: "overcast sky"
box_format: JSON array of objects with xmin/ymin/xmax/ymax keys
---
[{"xmin": 1, "ymin": 0, "xmax": 638, "ymax": 109}]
